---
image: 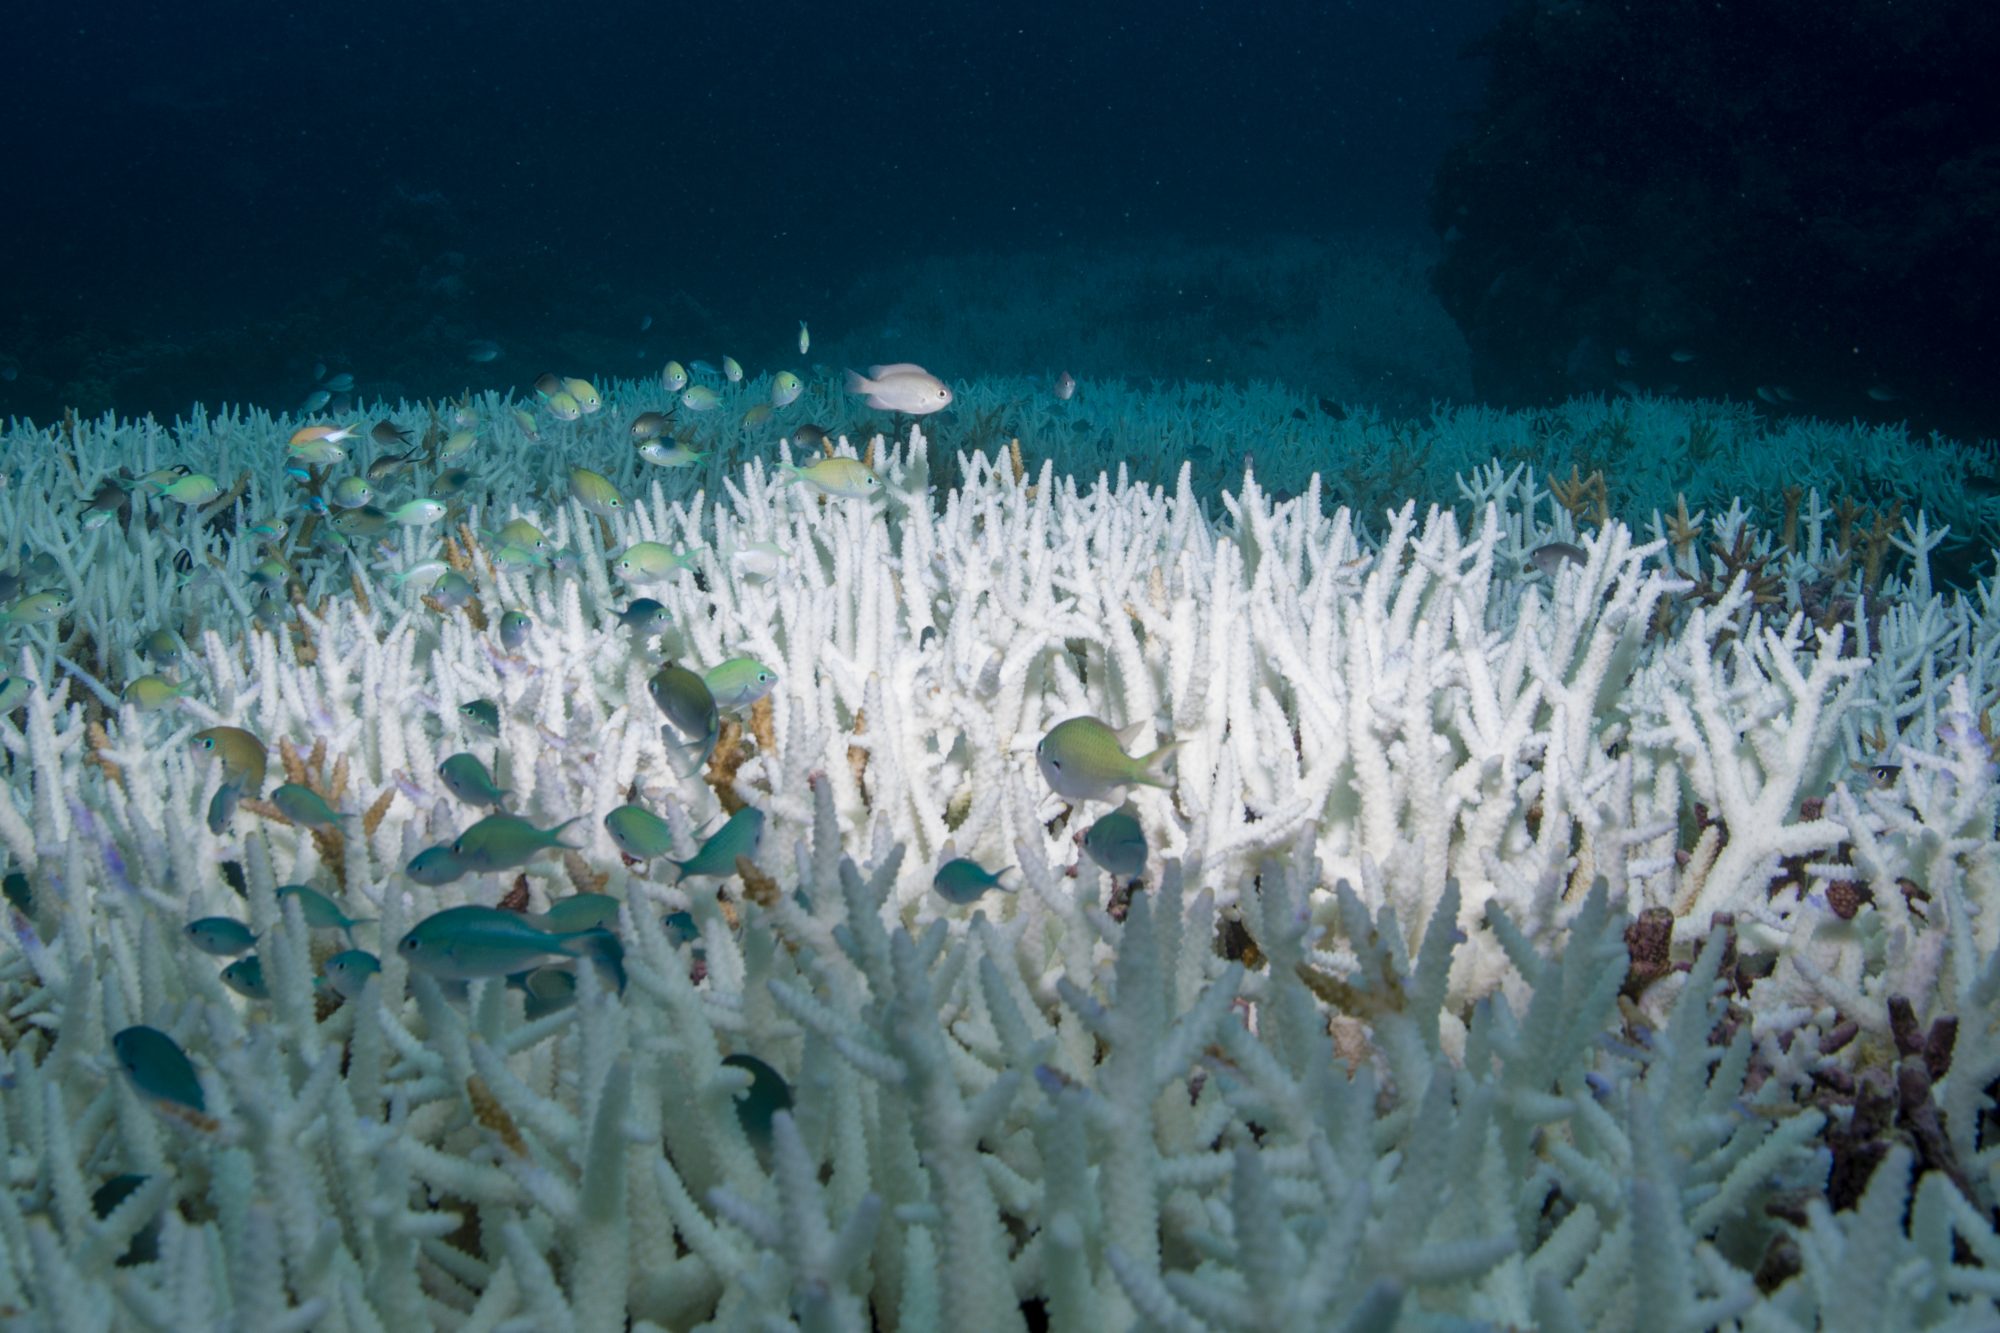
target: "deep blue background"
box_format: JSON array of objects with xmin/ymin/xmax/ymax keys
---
[{"xmin": 3, "ymin": 1, "xmax": 1503, "ymax": 368}]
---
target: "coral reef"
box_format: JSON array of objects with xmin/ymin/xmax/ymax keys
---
[{"xmin": 0, "ymin": 387, "xmax": 1997, "ymax": 1327}]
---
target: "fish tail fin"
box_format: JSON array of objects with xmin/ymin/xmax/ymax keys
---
[
  {"xmin": 1137, "ymin": 740, "xmax": 1182, "ymax": 787},
  {"xmin": 567, "ymin": 928, "xmax": 628, "ymax": 993},
  {"xmin": 551, "ymin": 816, "xmax": 586, "ymax": 850},
  {"xmin": 842, "ymin": 368, "xmax": 871, "ymax": 397}
]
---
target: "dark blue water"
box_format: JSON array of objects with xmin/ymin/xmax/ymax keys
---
[{"xmin": 2, "ymin": 0, "xmax": 1504, "ymax": 419}]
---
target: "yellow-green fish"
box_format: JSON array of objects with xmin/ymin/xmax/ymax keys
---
[
  {"xmin": 121, "ymin": 675, "xmax": 194, "ymax": 711},
  {"xmin": 704, "ymin": 656, "xmax": 777, "ymax": 711},
  {"xmin": 439, "ymin": 429, "xmax": 479, "ymax": 461},
  {"xmin": 604, "ymin": 804, "xmax": 675, "ymax": 859},
  {"xmin": 637, "ymin": 440, "xmax": 708, "ymax": 469},
  {"xmin": 722, "ymin": 356, "xmax": 743, "ymax": 383},
  {"xmin": 613, "ymin": 542, "xmax": 694, "ymax": 584},
  {"xmin": 491, "ymin": 518, "xmax": 548, "ymax": 551},
  {"xmin": 568, "ymin": 466, "xmax": 624, "ymax": 516},
  {"xmin": 561, "ymin": 377, "xmax": 603, "ymax": 413},
  {"xmin": 450, "ymin": 814, "xmax": 584, "ymax": 872},
  {"xmin": 680, "ymin": 385, "xmax": 721, "ymax": 412},
  {"xmin": 396, "ymin": 904, "xmax": 613, "ymax": 979},
  {"xmin": 1035, "ymin": 717, "xmax": 1179, "ymax": 802},
  {"xmin": 287, "ymin": 436, "xmax": 348, "ymax": 464},
  {"xmin": 662, "ymin": 360, "xmax": 689, "ymax": 393},
  {"xmin": 781, "ymin": 457, "xmax": 881, "ymax": 499},
  {"xmin": 155, "ymin": 473, "xmax": 224, "ymax": 504},
  {"xmin": 329, "ymin": 476, "xmax": 373, "ymax": 509},
  {"xmin": 390, "ymin": 498, "xmax": 447, "ymax": 526},
  {"xmin": 192, "ymin": 726, "xmax": 267, "ymax": 796},
  {"xmin": 668, "ymin": 807, "xmax": 765, "ymax": 881},
  {"xmin": 742, "ymin": 403, "xmax": 774, "ymax": 431},
  {"xmin": 245, "ymin": 557, "xmax": 291, "ymax": 589},
  {"xmin": 545, "ymin": 391, "xmax": 583, "ymax": 421},
  {"xmin": 770, "ymin": 371, "xmax": 803, "ymax": 408},
  {"xmin": 798, "ymin": 321, "xmax": 809, "ymax": 355}
]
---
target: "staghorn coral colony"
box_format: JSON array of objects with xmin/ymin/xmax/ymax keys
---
[{"xmin": 1, "ymin": 373, "xmax": 1999, "ymax": 1331}]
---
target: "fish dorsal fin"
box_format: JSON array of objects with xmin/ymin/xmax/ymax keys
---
[
  {"xmin": 868, "ymin": 363, "xmax": 929, "ymax": 378},
  {"xmin": 1115, "ymin": 721, "xmax": 1151, "ymax": 750}
]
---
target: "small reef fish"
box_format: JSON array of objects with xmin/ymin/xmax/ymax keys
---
[
  {"xmin": 439, "ymin": 430, "xmax": 478, "ymax": 462},
  {"xmin": 781, "ymin": 458, "xmax": 881, "ymax": 499},
  {"xmin": 668, "ymin": 807, "xmax": 765, "ymax": 881},
  {"xmin": 459, "ymin": 698, "xmax": 501, "ymax": 736},
  {"xmin": 844, "ymin": 363, "xmax": 952, "ymax": 414},
  {"xmin": 271, "ymin": 782, "xmax": 343, "ymax": 829},
  {"xmin": 207, "ymin": 782, "xmax": 241, "ymax": 834},
  {"xmin": 791, "ymin": 424, "xmax": 831, "ymax": 450},
  {"xmin": 499, "ymin": 610, "xmax": 533, "ymax": 651},
  {"xmin": 183, "ymin": 916, "xmax": 257, "ymax": 957},
  {"xmin": 328, "ymin": 477, "xmax": 373, "ymax": 509},
  {"xmin": 439, "ymin": 753, "xmax": 510, "ymax": 809},
  {"xmin": 798, "ymin": 321, "xmax": 810, "ymax": 354},
  {"xmin": 0, "ymin": 676, "xmax": 30, "ymax": 712},
  {"xmin": 721, "ymin": 1052, "xmax": 792, "ymax": 1151},
  {"xmin": 544, "ymin": 391, "xmax": 583, "ymax": 421},
  {"xmin": 278, "ymin": 884, "xmax": 373, "ymax": 938},
  {"xmin": 730, "ymin": 541, "xmax": 786, "ymax": 580},
  {"xmin": 614, "ymin": 542, "xmax": 695, "ymax": 583},
  {"xmin": 289, "ymin": 423, "xmax": 361, "ymax": 449},
  {"xmin": 650, "ymin": 663, "xmax": 720, "ymax": 773},
  {"xmin": 1082, "ymin": 804, "xmax": 1148, "ymax": 879},
  {"xmin": 451, "ymin": 814, "xmax": 584, "ymax": 873},
  {"xmin": 397, "ymin": 904, "xmax": 616, "ymax": 980},
  {"xmin": 617, "ymin": 599, "xmax": 672, "ymax": 637},
  {"xmin": 406, "ymin": 845, "xmax": 469, "ymax": 885},
  {"xmin": 770, "ymin": 371, "xmax": 803, "ymax": 408},
  {"xmin": 390, "ymin": 498, "xmax": 447, "ymax": 527},
  {"xmin": 1525, "ymin": 541, "xmax": 1587, "ymax": 575},
  {"xmin": 371, "ymin": 419, "xmax": 413, "ymax": 448},
  {"xmin": 331, "ymin": 506, "xmax": 393, "ymax": 538},
  {"xmin": 560, "ymin": 377, "xmax": 603, "ymax": 413},
  {"xmin": 321, "ymin": 949, "xmax": 381, "ymax": 999},
  {"xmin": 638, "ymin": 440, "xmax": 709, "ymax": 469},
  {"xmin": 1036, "ymin": 716, "xmax": 1179, "ymax": 803},
  {"xmin": 192, "ymin": 726, "xmax": 267, "ymax": 796},
  {"xmin": 112, "ymin": 1025, "xmax": 208, "ymax": 1118},
  {"xmin": 156, "ymin": 474, "xmax": 224, "ymax": 504},
  {"xmin": 681, "ymin": 386, "xmax": 721, "ymax": 412},
  {"xmin": 704, "ymin": 656, "xmax": 777, "ymax": 711},
  {"xmin": 604, "ymin": 804, "xmax": 676, "ymax": 859},
  {"xmin": 662, "ymin": 361, "xmax": 690, "ymax": 393},
  {"xmin": 722, "ymin": 356, "xmax": 744, "ymax": 383},
  {"xmin": 933, "ymin": 857, "xmax": 1011, "ymax": 905},
  {"xmin": 568, "ymin": 466, "xmax": 625, "ymax": 516},
  {"xmin": 629, "ymin": 411, "xmax": 671, "ymax": 442},
  {"xmin": 1054, "ymin": 370, "xmax": 1077, "ymax": 402},
  {"xmin": 531, "ymin": 893, "xmax": 622, "ymax": 934},
  {"xmin": 220, "ymin": 955, "xmax": 269, "ymax": 1000},
  {"xmin": 1, "ymin": 592, "xmax": 71, "ymax": 629},
  {"xmin": 121, "ymin": 675, "xmax": 193, "ymax": 711}
]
